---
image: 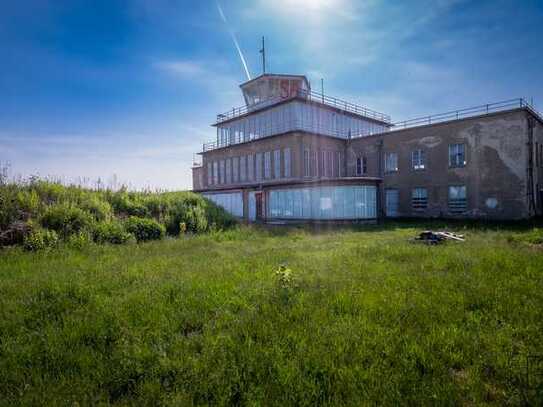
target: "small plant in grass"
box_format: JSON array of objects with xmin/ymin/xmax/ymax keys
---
[
  {"xmin": 67, "ymin": 230, "xmax": 94, "ymax": 249},
  {"xmin": 275, "ymin": 264, "xmax": 294, "ymax": 289},
  {"xmin": 23, "ymin": 228, "xmax": 59, "ymax": 251},
  {"xmin": 124, "ymin": 216, "xmax": 165, "ymax": 242},
  {"xmin": 179, "ymin": 222, "xmax": 187, "ymax": 235}
]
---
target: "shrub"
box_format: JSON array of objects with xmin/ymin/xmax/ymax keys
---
[
  {"xmin": 124, "ymin": 217, "xmax": 165, "ymax": 242},
  {"xmin": 80, "ymin": 196, "xmax": 112, "ymax": 222},
  {"xmin": 16, "ymin": 189, "xmax": 40, "ymax": 218},
  {"xmin": 109, "ymin": 193, "xmax": 149, "ymax": 217},
  {"xmin": 23, "ymin": 229, "xmax": 59, "ymax": 251},
  {"xmin": 93, "ymin": 222, "xmax": 135, "ymax": 245},
  {"xmin": 41, "ymin": 203, "xmax": 94, "ymax": 237},
  {"xmin": 167, "ymin": 203, "xmax": 208, "ymax": 235}
]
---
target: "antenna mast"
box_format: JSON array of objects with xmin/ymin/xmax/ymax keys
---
[{"xmin": 260, "ymin": 36, "xmax": 266, "ymax": 74}]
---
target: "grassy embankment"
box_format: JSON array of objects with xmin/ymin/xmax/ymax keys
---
[{"xmin": 1, "ymin": 218, "xmax": 542, "ymax": 405}]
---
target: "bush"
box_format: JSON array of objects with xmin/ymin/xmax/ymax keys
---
[
  {"xmin": 23, "ymin": 229, "xmax": 59, "ymax": 251},
  {"xmin": 109, "ymin": 193, "xmax": 149, "ymax": 217},
  {"xmin": 93, "ymin": 222, "xmax": 135, "ymax": 245},
  {"xmin": 41, "ymin": 203, "xmax": 94, "ymax": 237},
  {"xmin": 16, "ymin": 190, "xmax": 40, "ymax": 218},
  {"xmin": 124, "ymin": 217, "xmax": 165, "ymax": 242},
  {"xmin": 167, "ymin": 203, "xmax": 208, "ymax": 235},
  {"xmin": 80, "ymin": 196, "xmax": 112, "ymax": 222}
]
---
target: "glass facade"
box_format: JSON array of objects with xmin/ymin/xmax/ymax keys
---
[
  {"xmin": 267, "ymin": 185, "xmax": 376, "ymax": 220},
  {"xmin": 203, "ymin": 192, "xmax": 243, "ymax": 218}
]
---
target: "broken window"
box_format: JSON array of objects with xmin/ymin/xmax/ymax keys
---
[
  {"xmin": 385, "ymin": 152, "xmax": 398, "ymax": 173},
  {"xmin": 449, "ymin": 143, "xmax": 466, "ymax": 168},
  {"xmin": 412, "ymin": 188, "xmax": 428, "ymax": 210},
  {"xmin": 412, "ymin": 149, "xmax": 425, "ymax": 170},
  {"xmin": 448, "ymin": 185, "xmax": 467, "ymax": 213}
]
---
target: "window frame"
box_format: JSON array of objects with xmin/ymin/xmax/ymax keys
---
[
  {"xmin": 411, "ymin": 187, "xmax": 428, "ymax": 210},
  {"xmin": 412, "ymin": 149, "xmax": 426, "ymax": 171},
  {"xmin": 448, "ymin": 185, "xmax": 467, "ymax": 213},
  {"xmin": 448, "ymin": 143, "xmax": 466, "ymax": 168},
  {"xmin": 384, "ymin": 152, "xmax": 398, "ymax": 173}
]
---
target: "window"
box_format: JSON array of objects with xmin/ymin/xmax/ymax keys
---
[
  {"xmin": 232, "ymin": 157, "xmax": 239, "ymax": 183},
  {"xmin": 304, "ymin": 149, "xmax": 310, "ymax": 177},
  {"xmin": 311, "ymin": 151, "xmax": 318, "ymax": 177},
  {"xmin": 449, "ymin": 143, "xmax": 466, "ymax": 168},
  {"xmin": 336, "ymin": 151, "xmax": 342, "ymax": 177},
  {"xmin": 225, "ymin": 158, "xmax": 232, "ymax": 184},
  {"xmin": 207, "ymin": 162, "xmax": 213, "ymax": 186},
  {"xmin": 448, "ymin": 185, "xmax": 467, "ymax": 213},
  {"xmin": 274, "ymin": 150, "xmax": 281, "ymax": 178},
  {"xmin": 240, "ymin": 156, "xmax": 247, "ymax": 181},
  {"xmin": 247, "ymin": 154, "xmax": 254, "ymax": 181},
  {"xmin": 327, "ymin": 151, "xmax": 334, "ymax": 177},
  {"xmin": 320, "ymin": 150, "xmax": 326, "ymax": 177},
  {"xmin": 264, "ymin": 151, "xmax": 271, "ymax": 179},
  {"xmin": 255, "ymin": 153, "xmax": 263, "ymax": 181},
  {"xmin": 213, "ymin": 162, "xmax": 219, "ymax": 185},
  {"xmin": 284, "ymin": 148, "xmax": 291, "ymax": 178},
  {"xmin": 385, "ymin": 152, "xmax": 398, "ymax": 173},
  {"xmin": 412, "ymin": 149, "xmax": 425, "ymax": 170},
  {"xmin": 412, "ymin": 188, "xmax": 428, "ymax": 210},
  {"xmin": 219, "ymin": 160, "xmax": 225, "ymax": 184},
  {"xmin": 356, "ymin": 156, "xmax": 367, "ymax": 175}
]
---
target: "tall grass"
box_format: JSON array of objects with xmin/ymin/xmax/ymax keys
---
[
  {"xmin": 0, "ymin": 180, "xmax": 236, "ymax": 249},
  {"xmin": 0, "ymin": 222, "xmax": 542, "ymax": 405}
]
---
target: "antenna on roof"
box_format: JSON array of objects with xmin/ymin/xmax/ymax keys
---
[{"xmin": 259, "ymin": 36, "xmax": 266, "ymax": 74}]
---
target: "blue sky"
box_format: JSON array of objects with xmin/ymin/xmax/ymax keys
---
[{"xmin": 1, "ymin": 0, "xmax": 542, "ymax": 189}]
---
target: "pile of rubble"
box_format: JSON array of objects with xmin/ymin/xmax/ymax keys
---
[{"xmin": 413, "ymin": 230, "xmax": 465, "ymax": 245}]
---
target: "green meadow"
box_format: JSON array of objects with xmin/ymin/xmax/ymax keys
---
[{"xmin": 1, "ymin": 221, "xmax": 542, "ymax": 405}]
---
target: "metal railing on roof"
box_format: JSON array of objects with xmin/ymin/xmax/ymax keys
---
[
  {"xmin": 215, "ymin": 89, "xmax": 391, "ymax": 125},
  {"xmin": 390, "ymin": 98, "xmax": 540, "ymax": 130},
  {"xmin": 202, "ymin": 97, "xmax": 542, "ymax": 153}
]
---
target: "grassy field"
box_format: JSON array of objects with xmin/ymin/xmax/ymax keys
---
[{"xmin": 0, "ymin": 221, "xmax": 542, "ymax": 405}]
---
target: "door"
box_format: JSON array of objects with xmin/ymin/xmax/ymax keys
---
[
  {"xmin": 255, "ymin": 192, "xmax": 263, "ymax": 221},
  {"xmin": 385, "ymin": 189, "xmax": 399, "ymax": 217}
]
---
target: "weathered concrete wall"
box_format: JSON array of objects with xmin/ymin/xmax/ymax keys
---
[{"xmin": 347, "ymin": 109, "xmax": 531, "ymax": 219}]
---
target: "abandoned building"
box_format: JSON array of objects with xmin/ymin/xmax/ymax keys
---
[{"xmin": 191, "ymin": 73, "xmax": 543, "ymax": 222}]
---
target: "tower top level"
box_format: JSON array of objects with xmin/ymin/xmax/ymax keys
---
[{"xmin": 240, "ymin": 74, "xmax": 310, "ymax": 107}]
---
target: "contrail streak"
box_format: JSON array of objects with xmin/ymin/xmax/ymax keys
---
[{"xmin": 216, "ymin": 2, "xmax": 251, "ymax": 81}]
